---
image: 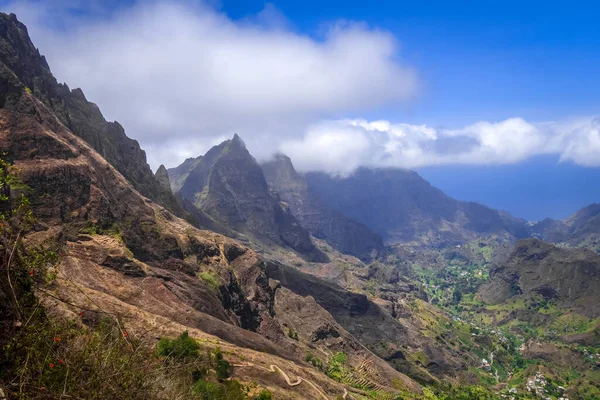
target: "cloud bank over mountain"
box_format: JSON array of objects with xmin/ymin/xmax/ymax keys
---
[
  {"xmin": 4, "ymin": 0, "xmax": 418, "ymax": 167},
  {"xmin": 282, "ymin": 117, "xmax": 600, "ymax": 175},
  {"xmin": 3, "ymin": 0, "xmax": 599, "ymax": 175}
]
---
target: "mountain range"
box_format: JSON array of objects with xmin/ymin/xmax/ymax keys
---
[{"xmin": 1, "ymin": 11, "xmax": 599, "ymax": 400}]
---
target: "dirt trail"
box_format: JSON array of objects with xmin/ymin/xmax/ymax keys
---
[{"xmin": 233, "ymin": 362, "xmax": 340, "ymax": 400}]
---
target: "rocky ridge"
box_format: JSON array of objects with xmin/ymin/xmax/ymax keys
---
[
  {"xmin": 261, "ymin": 153, "xmax": 385, "ymax": 261},
  {"xmin": 169, "ymin": 135, "xmax": 328, "ymax": 262}
]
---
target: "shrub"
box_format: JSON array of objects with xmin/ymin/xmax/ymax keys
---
[
  {"xmin": 255, "ymin": 389, "xmax": 273, "ymax": 400},
  {"xmin": 305, "ymin": 351, "xmax": 323, "ymax": 369},
  {"xmin": 287, "ymin": 327, "xmax": 299, "ymax": 340},
  {"xmin": 211, "ymin": 346, "xmax": 232, "ymax": 381},
  {"xmin": 199, "ymin": 271, "xmax": 220, "ymax": 290},
  {"xmin": 332, "ymin": 351, "xmax": 347, "ymax": 364},
  {"xmin": 193, "ymin": 378, "xmax": 247, "ymax": 400},
  {"xmin": 157, "ymin": 330, "xmax": 200, "ymax": 360}
]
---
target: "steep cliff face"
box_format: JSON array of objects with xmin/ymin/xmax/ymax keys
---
[
  {"xmin": 0, "ymin": 13, "xmax": 180, "ymax": 214},
  {"xmin": 262, "ymin": 154, "xmax": 385, "ymax": 261},
  {"xmin": 169, "ymin": 136, "xmax": 328, "ymax": 262},
  {"xmin": 305, "ymin": 168, "xmax": 531, "ymax": 246}
]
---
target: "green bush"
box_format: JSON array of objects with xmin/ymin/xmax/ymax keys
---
[
  {"xmin": 255, "ymin": 389, "xmax": 273, "ymax": 400},
  {"xmin": 287, "ymin": 327, "xmax": 299, "ymax": 340},
  {"xmin": 210, "ymin": 346, "xmax": 233, "ymax": 381},
  {"xmin": 331, "ymin": 351, "xmax": 347, "ymax": 364},
  {"xmin": 305, "ymin": 351, "xmax": 323, "ymax": 369},
  {"xmin": 193, "ymin": 378, "xmax": 247, "ymax": 400},
  {"xmin": 327, "ymin": 352, "xmax": 348, "ymax": 381},
  {"xmin": 199, "ymin": 271, "xmax": 220, "ymax": 290},
  {"xmin": 157, "ymin": 330, "xmax": 200, "ymax": 360}
]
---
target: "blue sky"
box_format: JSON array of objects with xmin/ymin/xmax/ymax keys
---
[
  {"xmin": 3, "ymin": 0, "xmax": 600, "ymax": 220},
  {"xmin": 228, "ymin": 0, "xmax": 600, "ymax": 220},
  {"xmin": 223, "ymin": 0, "xmax": 600, "ymax": 125}
]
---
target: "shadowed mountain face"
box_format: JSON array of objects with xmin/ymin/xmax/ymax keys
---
[
  {"xmin": 304, "ymin": 168, "xmax": 532, "ymax": 246},
  {"xmin": 478, "ymin": 238, "xmax": 600, "ymax": 317},
  {"xmin": 0, "ymin": 13, "xmax": 180, "ymax": 214},
  {"xmin": 261, "ymin": 154, "xmax": 385, "ymax": 261},
  {"xmin": 169, "ymin": 136, "xmax": 328, "ymax": 262},
  {"xmin": 533, "ymin": 203, "xmax": 600, "ymax": 247}
]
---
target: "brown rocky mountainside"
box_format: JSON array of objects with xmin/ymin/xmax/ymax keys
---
[
  {"xmin": 0, "ymin": 13, "xmax": 180, "ymax": 215},
  {"xmin": 304, "ymin": 167, "xmax": 532, "ymax": 247},
  {"xmin": 261, "ymin": 153, "xmax": 385, "ymax": 261},
  {"xmin": 477, "ymin": 238, "xmax": 600, "ymax": 317},
  {"xmin": 168, "ymin": 136, "xmax": 328, "ymax": 262},
  {"xmin": 0, "ymin": 14, "xmax": 426, "ymax": 397}
]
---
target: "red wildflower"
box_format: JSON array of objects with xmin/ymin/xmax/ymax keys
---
[
  {"xmin": 58, "ymin": 359, "xmax": 64, "ymax": 364},
  {"xmin": 54, "ymin": 337, "xmax": 60, "ymax": 342},
  {"xmin": 122, "ymin": 331, "xmax": 128, "ymax": 337},
  {"xmin": 29, "ymin": 270, "xmax": 34, "ymax": 276},
  {"xmin": 49, "ymin": 363, "xmax": 55, "ymax": 369}
]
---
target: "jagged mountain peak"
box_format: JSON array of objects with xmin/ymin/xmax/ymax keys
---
[
  {"xmin": 154, "ymin": 164, "xmax": 172, "ymax": 194},
  {"xmin": 170, "ymin": 138, "xmax": 328, "ymax": 262}
]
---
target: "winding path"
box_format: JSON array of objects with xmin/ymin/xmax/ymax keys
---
[
  {"xmin": 233, "ymin": 362, "xmax": 345, "ymax": 399},
  {"xmin": 489, "ymin": 346, "xmax": 500, "ymax": 383}
]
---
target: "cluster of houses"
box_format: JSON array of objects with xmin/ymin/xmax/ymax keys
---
[
  {"xmin": 525, "ymin": 372, "xmax": 568, "ymax": 400},
  {"xmin": 582, "ymin": 348, "xmax": 600, "ymax": 364}
]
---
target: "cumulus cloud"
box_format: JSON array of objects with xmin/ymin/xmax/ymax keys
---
[
  {"xmin": 3, "ymin": 1, "xmax": 599, "ymax": 175},
  {"xmin": 281, "ymin": 117, "xmax": 600, "ymax": 176},
  {"xmin": 2, "ymin": 0, "xmax": 418, "ymax": 168}
]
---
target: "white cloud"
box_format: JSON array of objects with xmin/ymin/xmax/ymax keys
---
[
  {"xmin": 281, "ymin": 117, "xmax": 600, "ymax": 176},
  {"xmin": 3, "ymin": 1, "xmax": 599, "ymax": 175},
  {"xmin": 3, "ymin": 0, "xmax": 418, "ymax": 169}
]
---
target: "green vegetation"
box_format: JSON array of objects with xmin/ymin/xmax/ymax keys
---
[
  {"xmin": 255, "ymin": 390, "xmax": 273, "ymax": 400},
  {"xmin": 327, "ymin": 351, "xmax": 348, "ymax": 381},
  {"xmin": 157, "ymin": 330, "xmax": 200, "ymax": 360},
  {"xmin": 199, "ymin": 271, "xmax": 221, "ymax": 290},
  {"xmin": 305, "ymin": 351, "xmax": 324, "ymax": 369},
  {"xmin": 287, "ymin": 327, "xmax": 299, "ymax": 340},
  {"xmin": 212, "ymin": 346, "xmax": 232, "ymax": 381},
  {"xmin": 79, "ymin": 221, "xmax": 123, "ymax": 241},
  {"xmin": 193, "ymin": 378, "xmax": 246, "ymax": 400}
]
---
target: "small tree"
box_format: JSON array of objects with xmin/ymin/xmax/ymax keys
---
[
  {"xmin": 256, "ymin": 389, "xmax": 273, "ymax": 400},
  {"xmin": 157, "ymin": 330, "xmax": 200, "ymax": 360},
  {"xmin": 212, "ymin": 346, "xmax": 232, "ymax": 381}
]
